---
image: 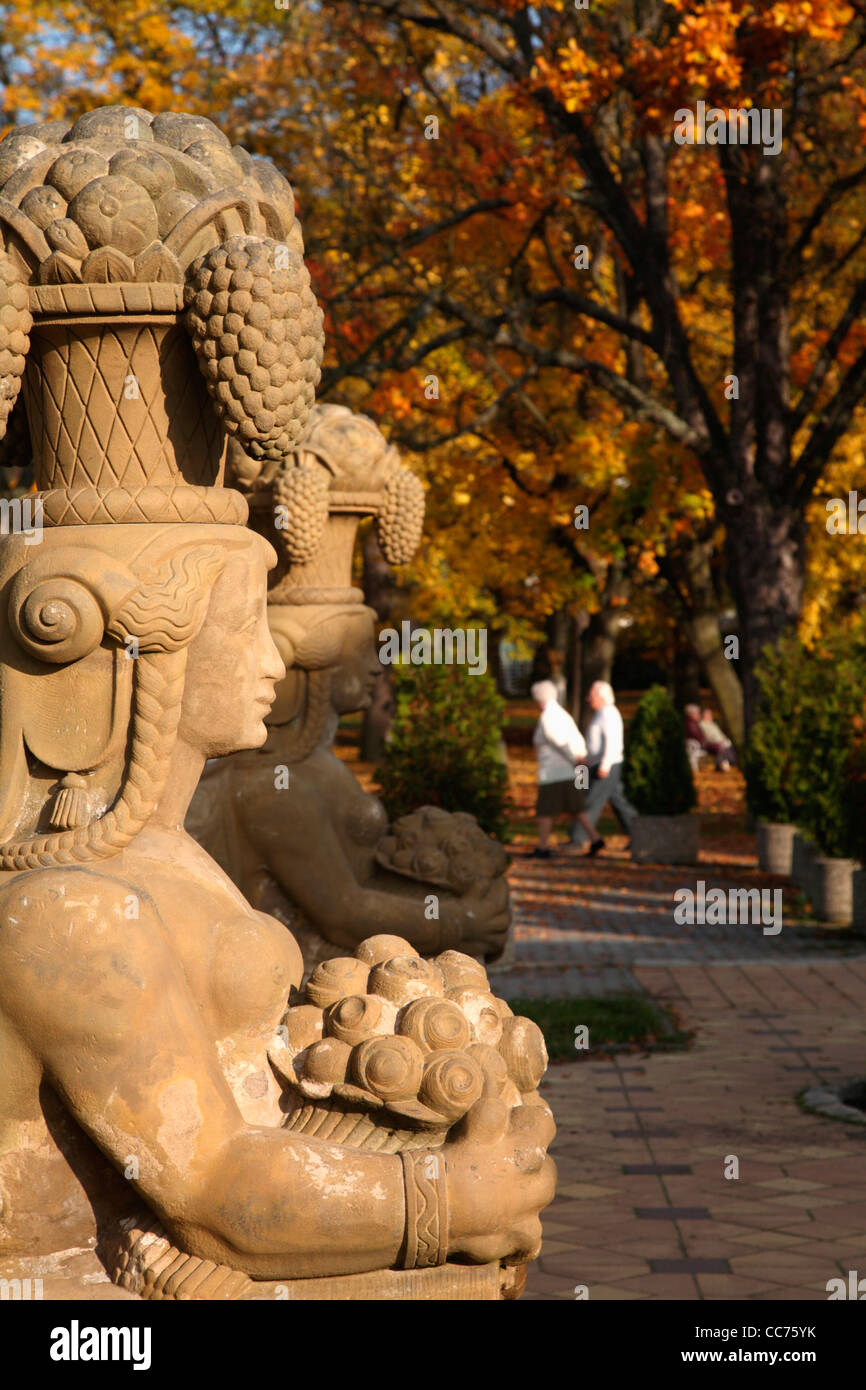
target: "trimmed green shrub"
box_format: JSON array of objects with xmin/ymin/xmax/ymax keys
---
[
  {"xmin": 623, "ymin": 685, "xmax": 696, "ymax": 816},
  {"xmin": 743, "ymin": 636, "xmax": 808, "ymax": 826},
  {"xmin": 841, "ymin": 718, "xmax": 866, "ymax": 863},
  {"xmin": 376, "ymin": 661, "xmax": 509, "ymax": 840},
  {"xmin": 744, "ymin": 635, "xmax": 862, "ymax": 858}
]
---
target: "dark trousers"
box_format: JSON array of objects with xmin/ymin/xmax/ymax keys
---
[
  {"xmin": 709, "ymin": 742, "xmax": 737, "ymax": 770},
  {"xmin": 570, "ymin": 763, "xmax": 636, "ymax": 844}
]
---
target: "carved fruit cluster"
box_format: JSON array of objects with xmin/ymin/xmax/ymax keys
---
[
  {"xmin": 273, "ymin": 935, "xmax": 547, "ymax": 1146},
  {"xmin": 0, "ymin": 108, "xmax": 305, "ymax": 286},
  {"xmin": 376, "ymin": 807, "xmax": 508, "ymax": 895},
  {"xmin": 272, "ymin": 464, "xmax": 330, "ymax": 564},
  {"xmin": 376, "ymin": 467, "xmax": 425, "ymax": 565},
  {"xmin": 184, "ymin": 236, "xmax": 324, "ymax": 459},
  {"xmin": 0, "ymin": 252, "xmax": 32, "ymax": 441}
]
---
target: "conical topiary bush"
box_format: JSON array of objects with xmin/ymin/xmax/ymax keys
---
[
  {"xmin": 376, "ymin": 662, "xmax": 509, "ymax": 841},
  {"xmin": 624, "ymin": 685, "xmax": 696, "ymax": 816},
  {"xmin": 624, "ymin": 685, "xmax": 698, "ymax": 864}
]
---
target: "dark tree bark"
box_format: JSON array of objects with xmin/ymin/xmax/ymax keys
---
[
  {"xmin": 569, "ymin": 610, "xmax": 587, "ymax": 725},
  {"xmin": 579, "ymin": 559, "xmax": 629, "ymax": 732},
  {"xmin": 659, "ymin": 536, "xmax": 745, "ymax": 748},
  {"xmin": 714, "ymin": 147, "xmax": 799, "ymax": 729},
  {"xmin": 673, "ymin": 636, "xmax": 702, "ymax": 712}
]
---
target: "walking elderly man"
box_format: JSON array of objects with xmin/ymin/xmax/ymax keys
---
[
  {"xmin": 569, "ymin": 680, "xmax": 636, "ymax": 853},
  {"xmin": 531, "ymin": 680, "xmax": 603, "ymax": 859}
]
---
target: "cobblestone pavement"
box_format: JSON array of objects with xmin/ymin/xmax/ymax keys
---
[
  {"xmin": 499, "ymin": 844, "xmax": 866, "ymax": 1301},
  {"xmin": 496, "ymin": 838, "xmax": 866, "ymax": 999}
]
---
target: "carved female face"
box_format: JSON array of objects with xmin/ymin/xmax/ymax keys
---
[
  {"xmin": 179, "ymin": 548, "xmax": 285, "ymax": 757},
  {"xmin": 329, "ymin": 612, "xmax": 381, "ymax": 716}
]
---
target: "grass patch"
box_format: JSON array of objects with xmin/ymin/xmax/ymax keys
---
[{"xmin": 508, "ymin": 994, "xmax": 693, "ymax": 1061}]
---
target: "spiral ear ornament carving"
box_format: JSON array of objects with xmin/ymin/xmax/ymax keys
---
[{"xmin": 9, "ymin": 575, "xmax": 105, "ymax": 664}]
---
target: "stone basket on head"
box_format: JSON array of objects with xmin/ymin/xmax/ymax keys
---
[{"xmin": 0, "ymin": 106, "xmax": 324, "ymax": 527}]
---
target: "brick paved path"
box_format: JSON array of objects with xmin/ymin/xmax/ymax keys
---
[
  {"xmin": 497, "ymin": 843, "xmax": 865, "ymax": 998},
  {"xmin": 499, "ymin": 849, "xmax": 866, "ymax": 1301}
]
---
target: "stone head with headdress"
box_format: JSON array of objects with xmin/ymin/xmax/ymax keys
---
[
  {"xmin": 226, "ymin": 402, "xmax": 425, "ymax": 761},
  {"xmin": 0, "ymin": 106, "xmax": 324, "ymax": 865}
]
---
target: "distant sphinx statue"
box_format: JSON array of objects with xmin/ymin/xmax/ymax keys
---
[
  {"xmin": 187, "ymin": 404, "xmax": 512, "ymax": 973},
  {"xmin": 0, "ymin": 107, "xmax": 553, "ymax": 1301}
]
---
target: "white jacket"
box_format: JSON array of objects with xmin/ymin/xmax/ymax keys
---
[
  {"xmin": 533, "ymin": 700, "xmax": 587, "ymax": 784},
  {"xmin": 585, "ymin": 703, "xmax": 624, "ymax": 774}
]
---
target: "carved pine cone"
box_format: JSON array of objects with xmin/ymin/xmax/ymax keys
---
[
  {"xmin": 272, "ymin": 463, "xmax": 330, "ymax": 563},
  {"xmin": 184, "ymin": 235, "xmax": 323, "ymax": 460},
  {"xmin": 375, "ymin": 467, "xmax": 425, "ymax": 564},
  {"xmin": 0, "ymin": 252, "xmax": 32, "ymax": 441}
]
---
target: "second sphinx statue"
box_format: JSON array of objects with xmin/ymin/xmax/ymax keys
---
[{"xmin": 186, "ymin": 404, "xmax": 513, "ymax": 973}]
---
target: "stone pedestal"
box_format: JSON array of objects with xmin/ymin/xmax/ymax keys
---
[
  {"xmin": 631, "ymin": 813, "xmax": 699, "ymax": 866},
  {"xmin": 852, "ymin": 868, "xmax": 866, "ymax": 933}
]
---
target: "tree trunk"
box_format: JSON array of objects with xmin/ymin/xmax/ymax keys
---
[
  {"xmin": 685, "ymin": 606, "xmax": 745, "ymax": 748},
  {"xmin": 722, "ymin": 498, "xmax": 805, "ymax": 733},
  {"xmin": 719, "ymin": 148, "xmax": 800, "ymax": 733},
  {"xmin": 665, "ymin": 536, "xmax": 745, "ymax": 749},
  {"xmin": 579, "ymin": 560, "xmax": 629, "ymax": 731},
  {"xmin": 673, "ymin": 638, "xmax": 702, "ymax": 711},
  {"xmin": 360, "ymin": 527, "xmax": 394, "ymax": 762},
  {"xmin": 568, "ymin": 609, "xmax": 586, "ymax": 723}
]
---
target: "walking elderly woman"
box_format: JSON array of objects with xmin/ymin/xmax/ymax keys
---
[
  {"xmin": 530, "ymin": 680, "xmax": 603, "ymax": 858},
  {"xmin": 569, "ymin": 680, "xmax": 637, "ymax": 851}
]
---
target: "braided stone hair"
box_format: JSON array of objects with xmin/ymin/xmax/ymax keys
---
[{"xmin": 0, "ymin": 544, "xmax": 226, "ymax": 871}]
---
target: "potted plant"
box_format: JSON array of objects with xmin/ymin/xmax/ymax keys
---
[
  {"xmin": 624, "ymin": 685, "xmax": 698, "ymax": 865},
  {"xmin": 745, "ymin": 634, "xmax": 863, "ymax": 915},
  {"xmin": 842, "ymin": 716, "xmax": 866, "ymax": 931},
  {"xmin": 377, "ymin": 661, "xmax": 509, "ymax": 840},
  {"xmin": 377, "ymin": 663, "xmax": 516, "ymax": 966},
  {"xmin": 791, "ymin": 644, "xmax": 861, "ymax": 922},
  {"xmin": 743, "ymin": 638, "xmax": 801, "ymax": 876}
]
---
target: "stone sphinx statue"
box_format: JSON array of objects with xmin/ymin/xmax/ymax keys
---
[
  {"xmin": 186, "ymin": 403, "xmax": 513, "ymax": 973},
  {"xmin": 0, "ymin": 106, "xmax": 553, "ymax": 1300}
]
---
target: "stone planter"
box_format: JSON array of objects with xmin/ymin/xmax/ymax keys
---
[
  {"xmin": 630, "ymin": 813, "xmax": 699, "ymax": 866},
  {"xmin": 852, "ymin": 869, "xmax": 866, "ymax": 932},
  {"xmin": 756, "ymin": 821, "xmax": 796, "ymax": 876},
  {"xmin": 811, "ymin": 857, "xmax": 857, "ymax": 924},
  {"xmin": 791, "ymin": 832, "xmax": 818, "ymax": 901}
]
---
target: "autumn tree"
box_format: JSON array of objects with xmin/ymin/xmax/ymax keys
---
[
  {"xmin": 2, "ymin": 1, "xmax": 865, "ymax": 741},
  {"xmin": 291, "ymin": 0, "xmax": 866, "ymax": 730}
]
